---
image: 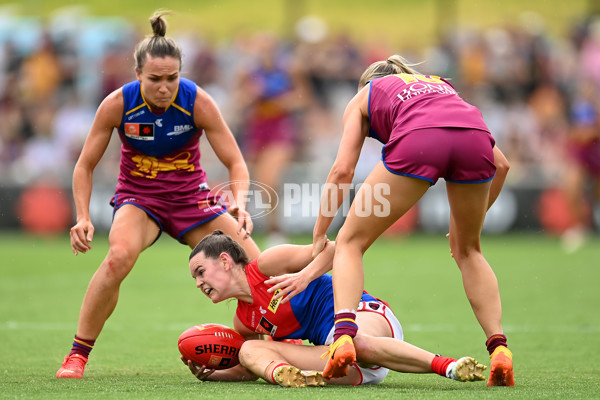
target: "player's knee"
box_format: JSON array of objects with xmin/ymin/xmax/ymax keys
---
[
  {"xmin": 450, "ymin": 243, "xmax": 482, "ymax": 265},
  {"xmin": 238, "ymin": 340, "xmax": 264, "ymax": 368},
  {"xmin": 354, "ymin": 335, "xmax": 381, "ymax": 364},
  {"xmin": 353, "ymin": 336, "xmax": 371, "ymax": 359},
  {"xmin": 336, "ymin": 226, "xmax": 370, "ymax": 254},
  {"xmin": 103, "ymin": 245, "xmax": 138, "ymax": 279}
]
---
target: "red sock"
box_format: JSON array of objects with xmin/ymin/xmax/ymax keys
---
[
  {"xmin": 486, "ymin": 334, "xmax": 507, "ymax": 355},
  {"xmin": 431, "ymin": 355, "xmax": 456, "ymax": 377},
  {"xmin": 333, "ymin": 312, "xmax": 358, "ymax": 341},
  {"xmin": 68, "ymin": 335, "xmax": 95, "ymax": 359}
]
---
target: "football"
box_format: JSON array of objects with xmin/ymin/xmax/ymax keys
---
[{"xmin": 178, "ymin": 324, "xmax": 246, "ymax": 370}]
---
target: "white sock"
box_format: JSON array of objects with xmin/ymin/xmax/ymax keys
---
[{"xmin": 446, "ymin": 361, "xmax": 457, "ymax": 380}]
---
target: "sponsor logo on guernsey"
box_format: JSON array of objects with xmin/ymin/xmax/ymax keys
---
[
  {"xmin": 198, "ymin": 198, "xmax": 221, "ymax": 212},
  {"xmin": 396, "ymin": 82, "xmax": 456, "ymax": 102},
  {"xmin": 156, "ymin": 118, "xmax": 163, "ymax": 127},
  {"xmin": 256, "ymin": 316, "xmax": 277, "ymax": 335},
  {"xmin": 124, "ymin": 123, "xmax": 155, "ymax": 140},
  {"xmin": 127, "ymin": 110, "xmax": 146, "ymax": 120},
  {"xmin": 393, "ymin": 73, "xmax": 456, "ymax": 102},
  {"xmin": 166, "ymin": 124, "xmax": 195, "ymax": 136},
  {"xmin": 268, "ymin": 289, "xmax": 282, "ymax": 313}
]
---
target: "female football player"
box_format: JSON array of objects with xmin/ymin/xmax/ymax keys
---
[
  {"xmin": 56, "ymin": 10, "xmax": 260, "ymax": 379},
  {"xmin": 181, "ymin": 230, "xmax": 486, "ymax": 387},
  {"xmin": 310, "ymin": 55, "xmax": 513, "ymax": 386}
]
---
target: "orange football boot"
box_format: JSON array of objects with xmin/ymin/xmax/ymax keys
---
[
  {"xmin": 56, "ymin": 354, "xmax": 88, "ymax": 379},
  {"xmin": 320, "ymin": 335, "xmax": 356, "ymax": 379},
  {"xmin": 487, "ymin": 346, "xmax": 515, "ymax": 386}
]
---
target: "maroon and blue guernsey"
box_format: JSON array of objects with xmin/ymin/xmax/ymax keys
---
[{"xmin": 116, "ymin": 78, "xmax": 207, "ymax": 198}]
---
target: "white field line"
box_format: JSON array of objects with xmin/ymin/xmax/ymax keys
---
[{"xmin": 1, "ymin": 321, "xmax": 600, "ymax": 333}]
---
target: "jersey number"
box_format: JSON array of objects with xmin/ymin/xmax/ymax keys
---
[{"xmin": 395, "ymin": 73, "xmax": 444, "ymax": 84}]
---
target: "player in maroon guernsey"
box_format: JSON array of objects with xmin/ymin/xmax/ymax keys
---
[
  {"xmin": 311, "ymin": 55, "xmax": 513, "ymax": 386},
  {"xmin": 56, "ymin": 11, "xmax": 259, "ymax": 379}
]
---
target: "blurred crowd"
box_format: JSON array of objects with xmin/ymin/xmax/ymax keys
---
[{"xmin": 1, "ymin": 10, "xmax": 599, "ymax": 238}]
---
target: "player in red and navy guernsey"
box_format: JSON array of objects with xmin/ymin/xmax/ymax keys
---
[
  {"xmin": 56, "ymin": 11, "xmax": 260, "ymax": 379},
  {"xmin": 181, "ymin": 231, "xmax": 487, "ymax": 388}
]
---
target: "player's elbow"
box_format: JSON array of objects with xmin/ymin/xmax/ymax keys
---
[
  {"xmin": 330, "ymin": 163, "xmax": 355, "ymax": 183},
  {"xmin": 493, "ymin": 147, "xmax": 510, "ymax": 177},
  {"xmin": 224, "ymin": 159, "xmax": 248, "ymax": 175},
  {"xmin": 496, "ymin": 157, "xmax": 510, "ymax": 176}
]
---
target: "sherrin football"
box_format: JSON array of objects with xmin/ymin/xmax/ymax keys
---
[{"xmin": 178, "ymin": 323, "xmax": 246, "ymax": 370}]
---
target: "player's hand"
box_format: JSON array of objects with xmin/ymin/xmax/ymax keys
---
[
  {"xmin": 70, "ymin": 218, "xmax": 95, "ymax": 255},
  {"xmin": 265, "ymin": 271, "xmax": 310, "ymax": 304},
  {"xmin": 180, "ymin": 356, "xmax": 215, "ymax": 381},
  {"xmin": 312, "ymin": 233, "xmax": 328, "ymax": 258},
  {"xmin": 228, "ymin": 205, "xmax": 253, "ymax": 238}
]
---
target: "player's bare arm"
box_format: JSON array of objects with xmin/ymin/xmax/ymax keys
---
[
  {"xmin": 70, "ymin": 89, "xmax": 124, "ymax": 255},
  {"xmin": 488, "ymin": 146, "xmax": 510, "ymax": 210},
  {"xmin": 312, "ymin": 90, "xmax": 369, "ymax": 257},
  {"xmin": 263, "ymin": 241, "xmax": 336, "ymax": 303}
]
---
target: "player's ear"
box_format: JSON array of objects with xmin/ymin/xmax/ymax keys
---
[{"xmin": 219, "ymin": 252, "xmax": 231, "ymax": 270}]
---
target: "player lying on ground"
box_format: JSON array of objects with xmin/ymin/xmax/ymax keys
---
[{"xmin": 181, "ymin": 230, "xmax": 486, "ymax": 387}]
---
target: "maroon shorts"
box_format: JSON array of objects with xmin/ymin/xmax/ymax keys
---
[
  {"xmin": 244, "ymin": 115, "xmax": 297, "ymax": 157},
  {"xmin": 382, "ymin": 127, "xmax": 496, "ymax": 184},
  {"xmin": 568, "ymin": 139, "xmax": 600, "ymax": 177},
  {"xmin": 110, "ymin": 189, "xmax": 227, "ymax": 244}
]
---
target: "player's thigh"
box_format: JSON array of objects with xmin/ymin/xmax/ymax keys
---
[
  {"xmin": 109, "ymin": 204, "xmax": 159, "ymax": 253},
  {"xmin": 446, "ymin": 181, "xmax": 491, "ymax": 246},
  {"xmin": 356, "ymin": 311, "xmax": 393, "ymax": 338},
  {"xmin": 339, "ymin": 162, "xmax": 429, "ymax": 251},
  {"xmin": 182, "ymin": 213, "xmax": 260, "ymax": 259}
]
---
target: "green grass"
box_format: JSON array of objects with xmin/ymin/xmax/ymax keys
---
[{"xmin": 1, "ymin": 231, "xmax": 599, "ymax": 399}]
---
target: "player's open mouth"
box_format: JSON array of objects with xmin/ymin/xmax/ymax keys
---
[{"xmin": 203, "ymin": 287, "xmax": 213, "ymax": 296}]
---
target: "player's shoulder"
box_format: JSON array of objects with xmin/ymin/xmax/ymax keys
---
[
  {"xmin": 192, "ymin": 86, "xmax": 222, "ymax": 124},
  {"xmin": 97, "ymin": 87, "xmax": 125, "ymax": 118},
  {"xmin": 193, "ymin": 84, "xmax": 214, "ymax": 105}
]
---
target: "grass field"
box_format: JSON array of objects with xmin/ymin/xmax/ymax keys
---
[{"xmin": 1, "ymin": 231, "xmax": 599, "ymax": 399}]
